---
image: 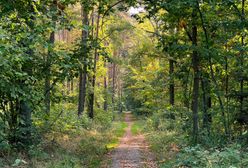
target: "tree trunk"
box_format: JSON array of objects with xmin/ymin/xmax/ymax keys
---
[
  {"xmin": 78, "ymin": 5, "xmax": 89, "ymax": 117},
  {"xmin": 67, "ymin": 78, "xmax": 70, "ymax": 95},
  {"xmin": 44, "ymin": 31, "xmax": 54, "ymax": 115},
  {"xmin": 104, "ymin": 62, "xmax": 108, "ymax": 111},
  {"xmin": 88, "ymin": 9, "xmax": 100, "ymax": 119},
  {"xmin": 183, "ymin": 68, "xmax": 190, "ymax": 109},
  {"xmin": 240, "ymin": 0, "xmax": 245, "ymax": 113},
  {"xmin": 18, "ymin": 2, "xmax": 35, "ymax": 146},
  {"xmin": 71, "ymin": 78, "xmax": 74, "ymax": 92},
  {"xmin": 196, "ymin": 0, "xmax": 228, "ymax": 135},
  {"xmin": 169, "ymin": 59, "xmax": 175, "ymax": 106},
  {"xmin": 225, "ymin": 50, "xmax": 231, "ymax": 134},
  {"xmin": 191, "ymin": 6, "xmax": 199, "ymax": 143},
  {"xmin": 201, "ymin": 75, "xmax": 212, "ymax": 132},
  {"xmin": 112, "ymin": 55, "xmax": 116, "ymax": 106},
  {"xmin": 19, "ymin": 100, "xmax": 32, "ymax": 145}
]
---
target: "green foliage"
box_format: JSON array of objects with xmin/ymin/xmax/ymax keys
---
[
  {"xmin": 145, "ymin": 111, "xmax": 248, "ymax": 168},
  {"xmin": 28, "ymin": 118, "xmax": 128, "ymax": 168},
  {"xmin": 131, "ymin": 120, "xmax": 145, "ymax": 135},
  {"xmin": 147, "ymin": 131, "xmax": 181, "ymax": 161},
  {"xmin": 161, "ymin": 144, "xmax": 248, "ymax": 168},
  {"xmin": 0, "ymin": 119, "xmax": 10, "ymax": 154},
  {"xmin": 0, "ymin": 0, "xmax": 247, "ymax": 167},
  {"xmin": 145, "ymin": 107, "xmax": 189, "ymax": 132},
  {"xmin": 111, "ymin": 121, "xmax": 128, "ymax": 138},
  {"xmin": 106, "ymin": 120, "xmax": 128, "ymax": 150},
  {"xmin": 47, "ymin": 155, "xmax": 81, "ymax": 168},
  {"xmin": 93, "ymin": 109, "xmax": 113, "ymax": 130}
]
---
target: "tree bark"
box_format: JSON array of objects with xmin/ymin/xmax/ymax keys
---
[
  {"xmin": 183, "ymin": 67, "xmax": 190, "ymax": 109},
  {"xmin": 201, "ymin": 75, "xmax": 211, "ymax": 131},
  {"xmin": 240, "ymin": 0, "xmax": 245, "ymax": 113},
  {"xmin": 169, "ymin": 59, "xmax": 175, "ymax": 106},
  {"xmin": 104, "ymin": 77, "xmax": 108, "ymax": 111},
  {"xmin": 44, "ymin": 31, "xmax": 54, "ymax": 115},
  {"xmin": 71, "ymin": 78, "xmax": 74, "ymax": 92},
  {"xmin": 78, "ymin": 5, "xmax": 89, "ymax": 117},
  {"xmin": 191, "ymin": 6, "xmax": 199, "ymax": 143},
  {"xmin": 112, "ymin": 57, "xmax": 116, "ymax": 106},
  {"xmin": 67, "ymin": 78, "xmax": 70, "ymax": 95},
  {"xmin": 88, "ymin": 9, "xmax": 100, "ymax": 119},
  {"xmin": 18, "ymin": 2, "xmax": 36, "ymax": 146},
  {"xmin": 196, "ymin": 0, "xmax": 228, "ymax": 135}
]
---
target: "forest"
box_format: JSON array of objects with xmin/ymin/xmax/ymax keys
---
[{"xmin": 0, "ymin": 0, "xmax": 247, "ymax": 167}]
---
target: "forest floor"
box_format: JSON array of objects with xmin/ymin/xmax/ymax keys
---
[{"xmin": 102, "ymin": 112, "xmax": 157, "ymax": 168}]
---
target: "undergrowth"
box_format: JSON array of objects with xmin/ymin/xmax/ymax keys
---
[
  {"xmin": 0, "ymin": 106, "xmax": 127, "ymax": 168},
  {"xmin": 143, "ymin": 109, "xmax": 248, "ymax": 168},
  {"xmin": 131, "ymin": 120, "xmax": 145, "ymax": 135}
]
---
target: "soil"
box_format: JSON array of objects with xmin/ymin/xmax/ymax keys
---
[{"xmin": 109, "ymin": 112, "xmax": 157, "ymax": 168}]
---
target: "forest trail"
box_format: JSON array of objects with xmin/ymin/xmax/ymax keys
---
[{"xmin": 109, "ymin": 112, "xmax": 157, "ymax": 168}]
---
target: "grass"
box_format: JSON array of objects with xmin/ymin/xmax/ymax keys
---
[
  {"xmin": 28, "ymin": 129, "xmax": 111, "ymax": 168},
  {"xmin": 131, "ymin": 120, "xmax": 145, "ymax": 135},
  {"xmin": 146, "ymin": 131, "xmax": 181, "ymax": 162},
  {"xmin": 106, "ymin": 121, "xmax": 128, "ymax": 149},
  {"xmin": 1, "ymin": 119, "xmax": 128, "ymax": 168}
]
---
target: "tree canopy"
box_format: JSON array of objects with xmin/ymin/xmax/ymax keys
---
[{"xmin": 0, "ymin": 0, "xmax": 247, "ymax": 167}]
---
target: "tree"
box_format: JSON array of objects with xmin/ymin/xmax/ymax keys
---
[{"xmin": 78, "ymin": 1, "xmax": 90, "ymax": 117}]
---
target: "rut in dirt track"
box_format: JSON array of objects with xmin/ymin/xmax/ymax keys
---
[{"xmin": 110, "ymin": 112, "xmax": 157, "ymax": 168}]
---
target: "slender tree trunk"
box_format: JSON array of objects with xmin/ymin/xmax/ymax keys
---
[
  {"xmin": 225, "ymin": 47, "xmax": 231, "ymax": 134},
  {"xmin": 78, "ymin": 5, "xmax": 89, "ymax": 117},
  {"xmin": 9, "ymin": 101, "xmax": 17, "ymax": 143},
  {"xmin": 104, "ymin": 62, "xmax": 108, "ymax": 111},
  {"xmin": 88, "ymin": 9, "xmax": 100, "ymax": 119},
  {"xmin": 183, "ymin": 68, "xmax": 190, "ymax": 109},
  {"xmin": 19, "ymin": 100, "xmax": 32, "ymax": 145},
  {"xmin": 87, "ymin": 9, "xmax": 95, "ymax": 118},
  {"xmin": 201, "ymin": 77, "xmax": 207, "ymax": 127},
  {"xmin": 45, "ymin": 31, "xmax": 54, "ymax": 115},
  {"xmin": 71, "ymin": 78, "xmax": 74, "ymax": 92},
  {"xmin": 240, "ymin": 0, "xmax": 245, "ymax": 113},
  {"xmin": 119, "ymin": 82, "xmax": 123, "ymax": 113},
  {"xmin": 196, "ymin": 0, "xmax": 228, "ymax": 135},
  {"xmin": 201, "ymin": 75, "xmax": 211, "ymax": 132},
  {"xmin": 169, "ymin": 59, "xmax": 175, "ymax": 106},
  {"xmin": 67, "ymin": 78, "xmax": 70, "ymax": 95},
  {"xmin": 191, "ymin": 6, "xmax": 199, "ymax": 143},
  {"xmin": 112, "ymin": 61, "xmax": 116, "ymax": 105}
]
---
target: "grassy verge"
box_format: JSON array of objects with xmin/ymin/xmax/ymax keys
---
[
  {"xmin": 31, "ymin": 130, "xmax": 112, "ymax": 168},
  {"xmin": 143, "ymin": 116, "xmax": 248, "ymax": 168},
  {"xmin": 106, "ymin": 121, "xmax": 128, "ymax": 149},
  {"xmin": 146, "ymin": 131, "xmax": 181, "ymax": 164},
  {"xmin": 131, "ymin": 120, "xmax": 145, "ymax": 135},
  {"xmin": 1, "ymin": 115, "xmax": 128, "ymax": 168}
]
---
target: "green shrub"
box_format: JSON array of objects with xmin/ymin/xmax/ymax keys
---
[
  {"xmin": 161, "ymin": 144, "xmax": 248, "ymax": 168},
  {"xmin": 46, "ymin": 154, "xmax": 82, "ymax": 168},
  {"xmin": 145, "ymin": 107, "xmax": 189, "ymax": 133},
  {"xmin": 93, "ymin": 109, "xmax": 113, "ymax": 130},
  {"xmin": 0, "ymin": 131, "xmax": 10, "ymax": 154}
]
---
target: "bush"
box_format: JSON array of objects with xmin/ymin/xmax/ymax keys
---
[
  {"xmin": 161, "ymin": 144, "xmax": 248, "ymax": 168},
  {"xmin": 0, "ymin": 126, "xmax": 10, "ymax": 155},
  {"xmin": 145, "ymin": 107, "xmax": 189, "ymax": 133},
  {"xmin": 93, "ymin": 108, "xmax": 113, "ymax": 130}
]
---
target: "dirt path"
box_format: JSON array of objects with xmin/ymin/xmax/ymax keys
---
[{"xmin": 110, "ymin": 112, "xmax": 157, "ymax": 168}]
